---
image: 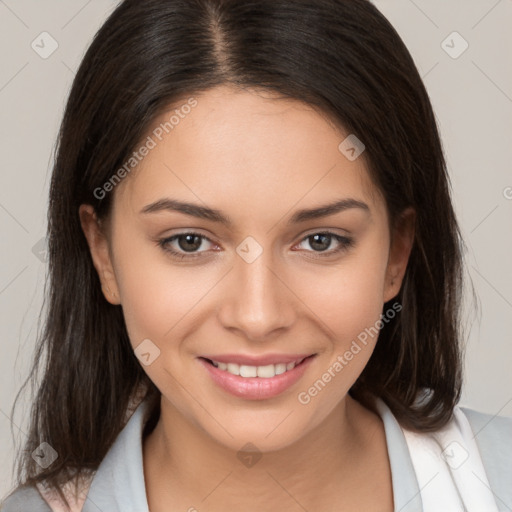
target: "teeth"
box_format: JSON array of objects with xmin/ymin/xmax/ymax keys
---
[
  {"xmin": 257, "ymin": 364, "xmax": 276, "ymax": 378},
  {"xmin": 275, "ymin": 363, "xmax": 287, "ymax": 375},
  {"xmin": 210, "ymin": 359, "xmax": 303, "ymax": 378},
  {"xmin": 227, "ymin": 363, "xmax": 240, "ymax": 375},
  {"xmin": 240, "ymin": 365, "xmax": 257, "ymax": 377}
]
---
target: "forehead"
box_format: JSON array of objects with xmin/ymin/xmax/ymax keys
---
[{"xmin": 113, "ymin": 85, "xmax": 384, "ymax": 224}]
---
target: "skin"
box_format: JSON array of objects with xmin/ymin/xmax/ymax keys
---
[{"xmin": 79, "ymin": 84, "xmax": 415, "ymax": 511}]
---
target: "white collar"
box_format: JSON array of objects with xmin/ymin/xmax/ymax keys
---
[{"xmin": 400, "ymin": 404, "xmax": 499, "ymax": 512}]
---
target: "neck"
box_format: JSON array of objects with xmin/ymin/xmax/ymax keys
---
[{"xmin": 143, "ymin": 394, "xmax": 390, "ymax": 512}]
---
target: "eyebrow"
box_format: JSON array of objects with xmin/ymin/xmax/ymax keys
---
[{"xmin": 140, "ymin": 198, "xmax": 370, "ymax": 226}]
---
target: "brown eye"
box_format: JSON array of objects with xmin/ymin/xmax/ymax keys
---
[
  {"xmin": 175, "ymin": 234, "xmax": 203, "ymax": 252},
  {"xmin": 158, "ymin": 232, "xmax": 215, "ymax": 259},
  {"xmin": 295, "ymin": 232, "xmax": 354, "ymax": 257},
  {"xmin": 308, "ymin": 233, "xmax": 333, "ymax": 251}
]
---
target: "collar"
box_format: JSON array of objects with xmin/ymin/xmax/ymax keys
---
[{"xmin": 84, "ymin": 399, "xmax": 152, "ymax": 512}]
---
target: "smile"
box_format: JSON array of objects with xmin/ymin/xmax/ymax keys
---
[
  {"xmin": 198, "ymin": 354, "xmax": 316, "ymax": 400},
  {"xmin": 209, "ymin": 357, "xmax": 307, "ymax": 378}
]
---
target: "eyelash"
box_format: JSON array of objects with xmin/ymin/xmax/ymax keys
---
[{"xmin": 157, "ymin": 231, "xmax": 354, "ymax": 261}]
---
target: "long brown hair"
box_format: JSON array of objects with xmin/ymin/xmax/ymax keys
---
[{"xmin": 10, "ymin": 0, "xmax": 465, "ymax": 507}]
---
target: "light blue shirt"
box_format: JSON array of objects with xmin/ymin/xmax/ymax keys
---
[{"xmin": 2, "ymin": 398, "xmax": 511, "ymax": 511}]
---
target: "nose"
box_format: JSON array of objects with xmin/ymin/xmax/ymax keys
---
[{"xmin": 217, "ymin": 249, "xmax": 296, "ymax": 342}]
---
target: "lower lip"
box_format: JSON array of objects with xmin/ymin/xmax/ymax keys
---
[{"xmin": 198, "ymin": 355, "xmax": 316, "ymax": 400}]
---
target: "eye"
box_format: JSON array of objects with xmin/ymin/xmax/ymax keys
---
[
  {"xmin": 157, "ymin": 230, "xmax": 354, "ymax": 261},
  {"xmin": 294, "ymin": 231, "xmax": 354, "ymax": 257},
  {"xmin": 158, "ymin": 232, "xmax": 216, "ymax": 260}
]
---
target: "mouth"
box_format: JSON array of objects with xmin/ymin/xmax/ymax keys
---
[
  {"xmin": 197, "ymin": 354, "xmax": 316, "ymax": 400},
  {"xmin": 200, "ymin": 355, "xmax": 312, "ymax": 379}
]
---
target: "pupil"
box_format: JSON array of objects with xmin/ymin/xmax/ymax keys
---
[
  {"xmin": 179, "ymin": 234, "xmax": 201, "ymax": 252},
  {"xmin": 310, "ymin": 234, "xmax": 330, "ymax": 251}
]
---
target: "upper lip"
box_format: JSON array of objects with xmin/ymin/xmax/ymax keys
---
[{"xmin": 200, "ymin": 353, "xmax": 314, "ymax": 366}]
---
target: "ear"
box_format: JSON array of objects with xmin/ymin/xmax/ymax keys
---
[
  {"xmin": 78, "ymin": 204, "xmax": 121, "ymax": 305},
  {"xmin": 383, "ymin": 207, "xmax": 416, "ymax": 303}
]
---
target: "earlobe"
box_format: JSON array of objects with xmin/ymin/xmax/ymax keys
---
[
  {"xmin": 78, "ymin": 204, "xmax": 121, "ymax": 305},
  {"xmin": 383, "ymin": 207, "xmax": 416, "ymax": 303}
]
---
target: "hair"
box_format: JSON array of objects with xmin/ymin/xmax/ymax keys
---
[{"xmin": 10, "ymin": 0, "xmax": 466, "ymax": 507}]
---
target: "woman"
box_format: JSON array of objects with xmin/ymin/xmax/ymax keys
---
[{"xmin": 2, "ymin": 0, "xmax": 511, "ymax": 511}]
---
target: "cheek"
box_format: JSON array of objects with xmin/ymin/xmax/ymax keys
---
[
  {"xmin": 293, "ymin": 250, "xmax": 390, "ymax": 418},
  {"xmin": 305, "ymin": 243, "xmax": 389, "ymax": 344},
  {"xmin": 112, "ymin": 237, "xmax": 210, "ymax": 348}
]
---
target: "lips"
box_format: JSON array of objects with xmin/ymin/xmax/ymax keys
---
[{"xmin": 198, "ymin": 353, "xmax": 316, "ymax": 400}]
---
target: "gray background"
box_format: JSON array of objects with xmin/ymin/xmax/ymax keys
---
[{"xmin": 1, "ymin": 0, "xmax": 511, "ymax": 498}]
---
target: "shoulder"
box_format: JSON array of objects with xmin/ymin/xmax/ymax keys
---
[
  {"xmin": 461, "ymin": 406, "xmax": 512, "ymax": 510},
  {"xmin": 461, "ymin": 406, "xmax": 512, "ymax": 438},
  {"xmin": 1, "ymin": 485, "xmax": 51, "ymax": 511},
  {"xmin": 461, "ymin": 406, "xmax": 512, "ymax": 463}
]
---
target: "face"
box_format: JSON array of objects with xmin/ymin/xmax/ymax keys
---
[{"xmin": 80, "ymin": 85, "xmax": 414, "ymax": 452}]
